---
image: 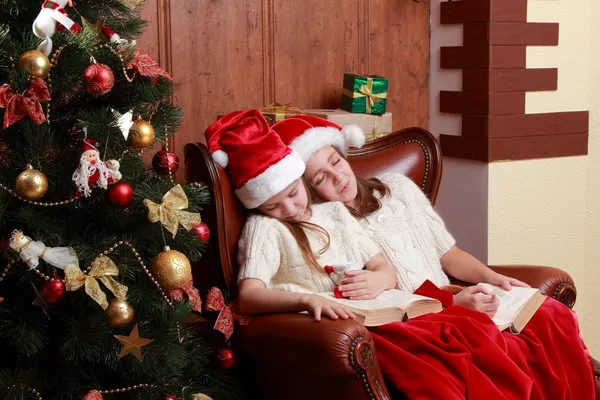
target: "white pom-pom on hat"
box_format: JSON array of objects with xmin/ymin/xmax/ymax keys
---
[
  {"xmin": 341, "ymin": 124, "xmax": 366, "ymax": 149},
  {"xmin": 212, "ymin": 149, "xmax": 229, "ymax": 168}
]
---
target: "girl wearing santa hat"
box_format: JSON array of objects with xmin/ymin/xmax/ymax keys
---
[
  {"xmin": 205, "ymin": 109, "xmax": 398, "ymax": 321},
  {"xmin": 270, "ymin": 114, "xmax": 597, "ymax": 399}
]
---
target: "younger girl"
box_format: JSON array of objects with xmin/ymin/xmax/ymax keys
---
[{"xmin": 205, "ymin": 109, "xmax": 398, "ymax": 321}]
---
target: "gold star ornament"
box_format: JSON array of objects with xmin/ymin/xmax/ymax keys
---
[{"xmin": 115, "ymin": 324, "xmax": 153, "ymax": 361}]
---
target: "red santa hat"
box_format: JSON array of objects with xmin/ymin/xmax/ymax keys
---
[
  {"xmin": 271, "ymin": 115, "xmax": 366, "ymax": 162},
  {"xmin": 81, "ymin": 138, "xmax": 99, "ymax": 154},
  {"xmin": 205, "ymin": 109, "xmax": 305, "ymax": 209}
]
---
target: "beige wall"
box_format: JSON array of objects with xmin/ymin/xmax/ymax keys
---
[
  {"xmin": 489, "ymin": 0, "xmax": 599, "ymax": 354},
  {"xmin": 430, "ymin": 0, "xmax": 600, "ymax": 354},
  {"xmin": 429, "ymin": 0, "xmax": 489, "ymax": 263}
]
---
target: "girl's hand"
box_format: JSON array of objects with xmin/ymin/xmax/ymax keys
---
[
  {"xmin": 303, "ymin": 294, "xmax": 356, "ymax": 321},
  {"xmin": 454, "ymin": 285, "xmax": 501, "ymax": 318},
  {"xmin": 487, "ymin": 273, "xmax": 531, "ymax": 291},
  {"xmin": 338, "ymin": 270, "xmax": 391, "ymax": 300}
]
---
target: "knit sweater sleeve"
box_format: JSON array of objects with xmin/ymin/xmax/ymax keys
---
[
  {"xmin": 381, "ymin": 173, "xmax": 456, "ymax": 258},
  {"xmin": 237, "ymin": 214, "xmax": 282, "ymax": 286},
  {"xmin": 329, "ymin": 202, "xmax": 382, "ymax": 264}
]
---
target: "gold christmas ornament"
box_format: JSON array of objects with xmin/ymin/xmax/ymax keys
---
[
  {"xmin": 192, "ymin": 394, "xmax": 213, "ymax": 400},
  {"xmin": 151, "ymin": 247, "xmax": 192, "ymax": 291},
  {"xmin": 114, "ymin": 324, "xmax": 153, "ymax": 361},
  {"xmin": 128, "ymin": 118, "xmax": 155, "ymax": 148},
  {"xmin": 15, "ymin": 165, "xmax": 48, "ymax": 200},
  {"xmin": 120, "ymin": 0, "xmax": 144, "ymax": 9},
  {"xmin": 17, "ymin": 50, "xmax": 51, "ymax": 79},
  {"xmin": 104, "ymin": 297, "xmax": 135, "ymax": 327}
]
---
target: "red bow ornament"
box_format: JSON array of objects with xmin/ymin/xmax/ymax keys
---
[
  {"xmin": 127, "ymin": 49, "xmax": 173, "ymax": 85},
  {"xmin": 205, "ymin": 287, "xmax": 250, "ymax": 341},
  {"xmin": 0, "ymin": 78, "xmax": 51, "ymax": 129},
  {"xmin": 167, "ymin": 279, "xmax": 203, "ymax": 312}
]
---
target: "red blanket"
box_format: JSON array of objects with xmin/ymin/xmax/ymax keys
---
[{"xmin": 370, "ymin": 282, "xmax": 595, "ymax": 399}]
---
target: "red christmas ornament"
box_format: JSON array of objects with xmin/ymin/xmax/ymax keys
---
[
  {"xmin": 41, "ymin": 280, "xmax": 65, "ymax": 303},
  {"xmin": 165, "ymin": 396, "xmax": 179, "ymax": 400},
  {"xmin": 106, "ymin": 182, "xmax": 134, "ymax": 208},
  {"xmin": 83, "ymin": 63, "xmax": 114, "ymax": 96},
  {"xmin": 217, "ymin": 348, "xmax": 236, "ymax": 369},
  {"xmin": 152, "ymin": 150, "xmax": 179, "ymax": 175},
  {"xmin": 82, "ymin": 390, "xmax": 104, "ymax": 400},
  {"xmin": 192, "ymin": 222, "xmax": 210, "ymax": 243}
]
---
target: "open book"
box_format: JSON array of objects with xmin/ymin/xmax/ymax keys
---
[
  {"xmin": 316, "ymin": 289, "xmax": 442, "ymax": 326},
  {"xmin": 477, "ymin": 283, "xmax": 546, "ymax": 333}
]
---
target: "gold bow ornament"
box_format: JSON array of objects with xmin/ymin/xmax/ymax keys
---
[
  {"xmin": 65, "ymin": 256, "xmax": 128, "ymax": 310},
  {"xmin": 143, "ymin": 184, "xmax": 202, "ymax": 238},
  {"xmin": 342, "ymin": 76, "xmax": 388, "ymax": 114}
]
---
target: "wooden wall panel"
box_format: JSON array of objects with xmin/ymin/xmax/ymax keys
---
[
  {"xmin": 270, "ymin": 0, "xmax": 361, "ymax": 107},
  {"xmin": 136, "ymin": 0, "xmax": 430, "ymax": 159},
  {"xmin": 369, "ymin": 0, "xmax": 430, "ymax": 128}
]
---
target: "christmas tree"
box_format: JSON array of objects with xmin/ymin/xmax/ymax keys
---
[{"xmin": 0, "ymin": 1, "xmax": 241, "ymax": 399}]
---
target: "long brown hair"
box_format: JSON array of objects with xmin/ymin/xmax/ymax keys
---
[
  {"xmin": 257, "ymin": 177, "xmax": 331, "ymax": 272},
  {"xmin": 307, "ymin": 150, "xmax": 391, "ymax": 218}
]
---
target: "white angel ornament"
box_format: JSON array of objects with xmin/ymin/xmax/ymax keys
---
[{"xmin": 9, "ymin": 230, "xmax": 78, "ymax": 270}]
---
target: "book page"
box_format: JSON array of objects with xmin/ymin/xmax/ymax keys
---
[
  {"xmin": 477, "ymin": 284, "xmax": 538, "ymax": 325},
  {"xmin": 316, "ymin": 293, "xmax": 395, "ymax": 311},
  {"xmin": 317, "ymin": 289, "xmax": 432, "ymax": 311}
]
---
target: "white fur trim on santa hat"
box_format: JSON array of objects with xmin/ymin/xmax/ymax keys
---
[
  {"xmin": 235, "ymin": 149, "xmax": 305, "ymax": 209},
  {"xmin": 212, "ymin": 149, "xmax": 229, "ymax": 169},
  {"xmin": 288, "ymin": 126, "xmax": 347, "ymax": 162},
  {"xmin": 341, "ymin": 124, "xmax": 366, "ymax": 149}
]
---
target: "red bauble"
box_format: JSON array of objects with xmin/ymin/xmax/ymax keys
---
[
  {"xmin": 106, "ymin": 182, "xmax": 134, "ymax": 208},
  {"xmin": 165, "ymin": 396, "xmax": 179, "ymax": 400},
  {"xmin": 83, "ymin": 63, "xmax": 115, "ymax": 95},
  {"xmin": 152, "ymin": 150, "xmax": 179, "ymax": 175},
  {"xmin": 41, "ymin": 280, "xmax": 65, "ymax": 303},
  {"xmin": 217, "ymin": 348, "xmax": 236, "ymax": 369},
  {"xmin": 82, "ymin": 390, "xmax": 104, "ymax": 400},
  {"xmin": 192, "ymin": 222, "xmax": 210, "ymax": 243}
]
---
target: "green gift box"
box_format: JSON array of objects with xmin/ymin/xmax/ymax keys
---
[{"xmin": 340, "ymin": 73, "xmax": 388, "ymax": 115}]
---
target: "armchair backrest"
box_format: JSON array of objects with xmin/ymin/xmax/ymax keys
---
[{"xmin": 184, "ymin": 127, "xmax": 443, "ymax": 295}]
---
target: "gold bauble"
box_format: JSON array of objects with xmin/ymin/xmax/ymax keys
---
[
  {"xmin": 17, "ymin": 50, "xmax": 51, "ymax": 79},
  {"xmin": 104, "ymin": 298, "xmax": 135, "ymax": 327},
  {"xmin": 128, "ymin": 118, "xmax": 155, "ymax": 148},
  {"xmin": 15, "ymin": 166, "xmax": 48, "ymax": 200},
  {"xmin": 151, "ymin": 247, "xmax": 191, "ymax": 291},
  {"xmin": 192, "ymin": 394, "xmax": 213, "ymax": 400}
]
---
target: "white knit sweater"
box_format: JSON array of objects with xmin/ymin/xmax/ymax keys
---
[
  {"xmin": 359, "ymin": 173, "xmax": 454, "ymax": 292},
  {"xmin": 237, "ymin": 201, "xmax": 381, "ymax": 294}
]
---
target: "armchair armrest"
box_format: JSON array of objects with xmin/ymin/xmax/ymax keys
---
[
  {"xmin": 451, "ymin": 265, "xmax": 576, "ymax": 309},
  {"xmin": 235, "ymin": 313, "xmax": 391, "ymax": 400}
]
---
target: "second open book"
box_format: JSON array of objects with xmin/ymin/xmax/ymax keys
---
[{"xmin": 316, "ymin": 283, "xmax": 545, "ymax": 333}]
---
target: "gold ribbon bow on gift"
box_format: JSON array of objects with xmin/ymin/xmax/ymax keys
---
[
  {"xmin": 143, "ymin": 184, "xmax": 202, "ymax": 238},
  {"xmin": 343, "ymin": 77, "xmax": 388, "ymax": 113},
  {"xmin": 64, "ymin": 256, "xmax": 128, "ymax": 310},
  {"xmin": 260, "ymin": 102, "xmax": 304, "ymax": 122}
]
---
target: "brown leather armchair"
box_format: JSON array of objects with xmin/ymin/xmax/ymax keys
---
[{"xmin": 184, "ymin": 127, "xmax": 595, "ymax": 400}]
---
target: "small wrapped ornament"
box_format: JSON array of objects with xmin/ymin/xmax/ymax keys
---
[
  {"xmin": 128, "ymin": 117, "xmax": 155, "ymax": 148},
  {"xmin": 151, "ymin": 247, "xmax": 192, "ymax": 291},
  {"xmin": 106, "ymin": 181, "xmax": 134, "ymax": 208},
  {"xmin": 32, "ymin": 0, "xmax": 81, "ymax": 56},
  {"xmin": 340, "ymin": 74, "xmax": 388, "ymax": 115},
  {"xmin": 152, "ymin": 149, "xmax": 179, "ymax": 175},
  {"xmin": 216, "ymin": 348, "xmax": 236, "ymax": 369},
  {"xmin": 104, "ymin": 297, "xmax": 135, "ymax": 327},
  {"xmin": 258, "ymin": 102, "xmax": 304, "ymax": 125},
  {"xmin": 41, "ymin": 280, "xmax": 66, "ymax": 303},
  {"xmin": 15, "ymin": 165, "xmax": 48, "ymax": 201},
  {"xmin": 72, "ymin": 139, "xmax": 120, "ymax": 198},
  {"xmin": 17, "ymin": 50, "xmax": 50, "ymax": 79},
  {"xmin": 9, "ymin": 230, "xmax": 78, "ymax": 270},
  {"xmin": 192, "ymin": 222, "xmax": 210, "ymax": 243},
  {"xmin": 84, "ymin": 61, "xmax": 115, "ymax": 96}
]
